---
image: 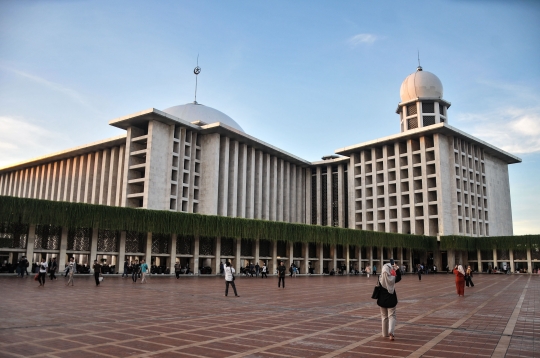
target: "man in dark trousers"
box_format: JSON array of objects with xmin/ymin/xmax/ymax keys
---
[
  {"xmin": 93, "ymin": 260, "xmax": 102, "ymax": 286},
  {"xmin": 49, "ymin": 257, "xmax": 58, "ymax": 280},
  {"xmin": 122, "ymin": 259, "xmax": 129, "ymax": 278},
  {"xmin": 278, "ymin": 261, "xmax": 286, "ymax": 288}
]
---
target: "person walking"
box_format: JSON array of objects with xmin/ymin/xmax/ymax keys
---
[
  {"xmin": 377, "ymin": 259, "xmax": 402, "ymax": 341},
  {"xmin": 49, "ymin": 257, "xmax": 58, "ymax": 280},
  {"xmin": 372, "ymin": 264, "xmax": 377, "ymax": 276},
  {"xmin": 255, "ymin": 263, "xmax": 260, "ymax": 277},
  {"xmin": 223, "ymin": 261, "xmax": 239, "ymax": 297},
  {"xmin": 453, "ymin": 264, "xmax": 466, "ymax": 296},
  {"xmin": 175, "ymin": 261, "xmax": 182, "ymax": 279},
  {"xmin": 417, "ymin": 264, "xmax": 422, "ymax": 281},
  {"xmin": 37, "ymin": 258, "xmax": 48, "ymax": 287},
  {"xmin": 261, "ymin": 263, "xmax": 268, "ymax": 278},
  {"xmin": 132, "ymin": 261, "xmax": 140, "ymax": 283},
  {"xmin": 122, "ymin": 259, "xmax": 129, "ymax": 278},
  {"xmin": 66, "ymin": 257, "xmax": 76, "ymax": 286},
  {"xmin": 365, "ymin": 265, "xmax": 371, "ymax": 278},
  {"xmin": 93, "ymin": 260, "xmax": 102, "ymax": 286},
  {"xmin": 277, "ymin": 261, "xmax": 286, "ymax": 288},
  {"xmin": 465, "ymin": 265, "xmax": 475, "ymax": 288},
  {"xmin": 140, "ymin": 259, "xmax": 148, "ymax": 284}
]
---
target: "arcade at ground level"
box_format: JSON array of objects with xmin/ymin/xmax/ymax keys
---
[
  {"xmin": 0, "ymin": 274, "xmax": 538, "ymax": 357},
  {"xmin": 1, "ymin": 196, "xmax": 539, "ymax": 275}
]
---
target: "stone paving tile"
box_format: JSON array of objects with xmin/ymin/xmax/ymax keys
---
[{"xmin": 0, "ymin": 274, "xmax": 538, "ymax": 357}]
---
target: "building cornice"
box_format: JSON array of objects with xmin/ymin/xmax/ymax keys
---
[
  {"xmin": 334, "ymin": 123, "xmax": 522, "ymax": 164},
  {"xmin": 0, "ymin": 135, "xmax": 127, "ymax": 173}
]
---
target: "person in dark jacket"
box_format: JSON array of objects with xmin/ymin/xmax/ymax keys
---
[{"xmin": 377, "ymin": 259, "xmax": 402, "ymax": 341}]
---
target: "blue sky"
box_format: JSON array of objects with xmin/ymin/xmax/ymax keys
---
[{"xmin": 1, "ymin": 0, "xmax": 539, "ymax": 234}]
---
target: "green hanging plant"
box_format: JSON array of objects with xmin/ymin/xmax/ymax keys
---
[{"xmin": 0, "ymin": 195, "xmax": 438, "ymax": 250}]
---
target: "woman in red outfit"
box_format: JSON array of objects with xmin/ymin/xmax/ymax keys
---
[{"xmin": 453, "ymin": 264, "xmax": 466, "ymax": 296}]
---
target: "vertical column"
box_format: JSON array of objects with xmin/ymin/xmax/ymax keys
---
[
  {"xmin": 284, "ymin": 162, "xmax": 290, "ymax": 222},
  {"xmin": 59, "ymin": 227, "xmax": 68, "ymax": 270},
  {"xmin": 246, "ymin": 147, "xmax": 255, "ymax": 219},
  {"xmin": 277, "ymin": 159, "xmax": 284, "ymax": 221},
  {"xmin": 169, "ymin": 233, "xmax": 177, "ymax": 275},
  {"xmin": 192, "ymin": 235, "xmax": 200, "ymax": 275},
  {"xmin": 107, "ymin": 147, "xmax": 119, "ymax": 206},
  {"xmin": 235, "ymin": 238, "xmax": 241, "ymax": 273},
  {"xmin": 118, "ymin": 231, "xmax": 127, "ymax": 274},
  {"xmin": 26, "ymin": 225, "xmax": 36, "ymax": 267},
  {"xmin": 305, "ymin": 168, "xmax": 311, "ymax": 225},
  {"xmin": 44, "ymin": 163, "xmax": 52, "ymax": 199},
  {"xmin": 345, "ymin": 244, "xmax": 350, "ymax": 274},
  {"xmin": 271, "ymin": 241, "xmax": 277, "ymax": 276},
  {"xmin": 303, "ymin": 243, "xmax": 309, "ymax": 274},
  {"xmin": 262, "ymin": 154, "xmax": 270, "ymax": 220},
  {"xmin": 318, "ymin": 243, "xmax": 324, "ymax": 274},
  {"xmin": 115, "ymin": 146, "xmax": 125, "ymax": 206},
  {"xmin": 526, "ymin": 248, "xmax": 532, "ymax": 274},
  {"xmin": 237, "ymin": 144, "xmax": 247, "ymax": 218},
  {"xmin": 477, "ymin": 249, "xmax": 482, "ymax": 272},
  {"xmin": 28, "ymin": 167, "xmax": 35, "ymax": 198},
  {"xmin": 22, "ymin": 169, "xmax": 29, "ymax": 198},
  {"xmin": 99, "ymin": 149, "xmax": 111, "ymax": 205},
  {"xmin": 145, "ymin": 232, "xmax": 152, "ymax": 270},
  {"xmin": 62, "ymin": 159, "xmax": 71, "ymax": 201},
  {"xmin": 90, "ymin": 228, "xmax": 99, "ymax": 272},
  {"xmin": 338, "ymin": 165, "xmax": 345, "ymax": 227},
  {"xmin": 447, "ymin": 249, "xmax": 455, "ymax": 273},
  {"xmin": 326, "ymin": 165, "xmax": 332, "ymax": 226},
  {"xmin": 493, "ymin": 248, "xmax": 498, "ymax": 271},
  {"xmin": 218, "ymin": 137, "xmax": 230, "ymax": 216},
  {"xmin": 227, "ymin": 141, "xmax": 239, "ymax": 217},
  {"xmin": 288, "ymin": 242, "xmax": 294, "ymax": 272},
  {"xmin": 369, "ymin": 246, "xmax": 374, "ymax": 269},
  {"xmin": 214, "ymin": 237, "xmax": 221, "ymax": 275},
  {"xmin": 254, "ymin": 151, "xmax": 263, "ymax": 219},
  {"xmin": 92, "ymin": 152, "xmax": 102, "ymax": 203},
  {"xmin": 270, "ymin": 157, "xmax": 277, "ymax": 221},
  {"xmin": 254, "ymin": 239, "xmax": 260, "ymax": 268},
  {"xmin": 331, "ymin": 245, "xmax": 337, "ymax": 273},
  {"xmin": 509, "ymin": 249, "xmax": 514, "ymax": 273},
  {"xmin": 291, "ymin": 164, "xmax": 297, "ymax": 223}
]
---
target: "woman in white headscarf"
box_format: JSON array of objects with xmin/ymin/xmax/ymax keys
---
[
  {"xmin": 453, "ymin": 264, "xmax": 466, "ymax": 296},
  {"xmin": 377, "ymin": 259, "xmax": 401, "ymax": 341}
]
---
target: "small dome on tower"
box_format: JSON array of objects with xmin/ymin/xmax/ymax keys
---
[
  {"xmin": 400, "ymin": 67, "xmax": 443, "ymax": 102},
  {"xmin": 163, "ymin": 103, "xmax": 244, "ymax": 132}
]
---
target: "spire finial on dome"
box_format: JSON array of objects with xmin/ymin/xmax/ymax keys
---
[
  {"xmin": 193, "ymin": 54, "xmax": 201, "ymax": 104},
  {"xmin": 417, "ymin": 50, "xmax": 422, "ymax": 71}
]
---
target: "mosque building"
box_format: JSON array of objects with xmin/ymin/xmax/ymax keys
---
[{"xmin": 0, "ymin": 67, "xmax": 529, "ymax": 274}]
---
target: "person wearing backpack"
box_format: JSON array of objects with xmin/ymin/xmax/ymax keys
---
[{"xmin": 377, "ymin": 259, "xmax": 402, "ymax": 341}]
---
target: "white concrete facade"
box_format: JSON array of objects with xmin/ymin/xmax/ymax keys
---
[{"xmin": 0, "ymin": 67, "xmax": 526, "ymax": 273}]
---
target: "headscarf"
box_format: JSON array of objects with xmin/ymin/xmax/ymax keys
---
[
  {"xmin": 457, "ymin": 265, "xmax": 465, "ymax": 276},
  {"xmin": 380, "ymin": 263, "xmax": 397, "ymax": 294}
]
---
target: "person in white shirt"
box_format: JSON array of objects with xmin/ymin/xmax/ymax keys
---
[
  {"xmin": 223, "ymin": 261, "xmax": 239, "ymax": 297},
  {"xmin": 66, "ymin": 257, "xmax": 76, "ymax": 286},
  {"xmin": 38, "ymin": 258, "xmax": 48, "ymax": 287}
]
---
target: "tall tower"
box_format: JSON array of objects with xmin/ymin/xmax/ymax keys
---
[{"xmin": 396, "ymin": 66, "xmax": 451, "ymax": 132}]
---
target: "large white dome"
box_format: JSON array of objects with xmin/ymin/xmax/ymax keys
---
[
  {"xmin": 163, "ymin": 103, "xmax": 244, "ymax": 132},
  {"xmin": 400, "ymin": 67, "xmax": 443, "ymax": 102}
]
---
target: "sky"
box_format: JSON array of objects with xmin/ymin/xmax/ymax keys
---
[{"xmin": 0, "ymin": 0, "xmax": 539, "ymax": 234}]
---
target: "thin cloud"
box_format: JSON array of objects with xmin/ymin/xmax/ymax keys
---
[
  {"xmin": 455, "ymin": 106, "xmax": 540, "ymax": 154},
  {"xmin": 0, "ymin": 65, "xmax": 101, "ymax": 114},
  {"xmin": 0, "ymin": 116, "xmax": 70, "ymax": 168},
  {"xmin": 348, "ymin": 33, "xmax": 379, "ymax": 47}
]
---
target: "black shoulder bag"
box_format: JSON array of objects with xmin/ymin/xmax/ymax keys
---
[{"xmin": 371, "ymin": 275, "xmax": 381, "ymax": 299}]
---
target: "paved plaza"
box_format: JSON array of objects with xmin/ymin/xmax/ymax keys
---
[{"xmin": 0, "ymin": 273, "xmax": 538, "ymax": 357}]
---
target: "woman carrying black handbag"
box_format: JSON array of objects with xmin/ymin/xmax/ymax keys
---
[{"xmin": 377, "ymin": 259, "xmax": 402, "ymax": 341}]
